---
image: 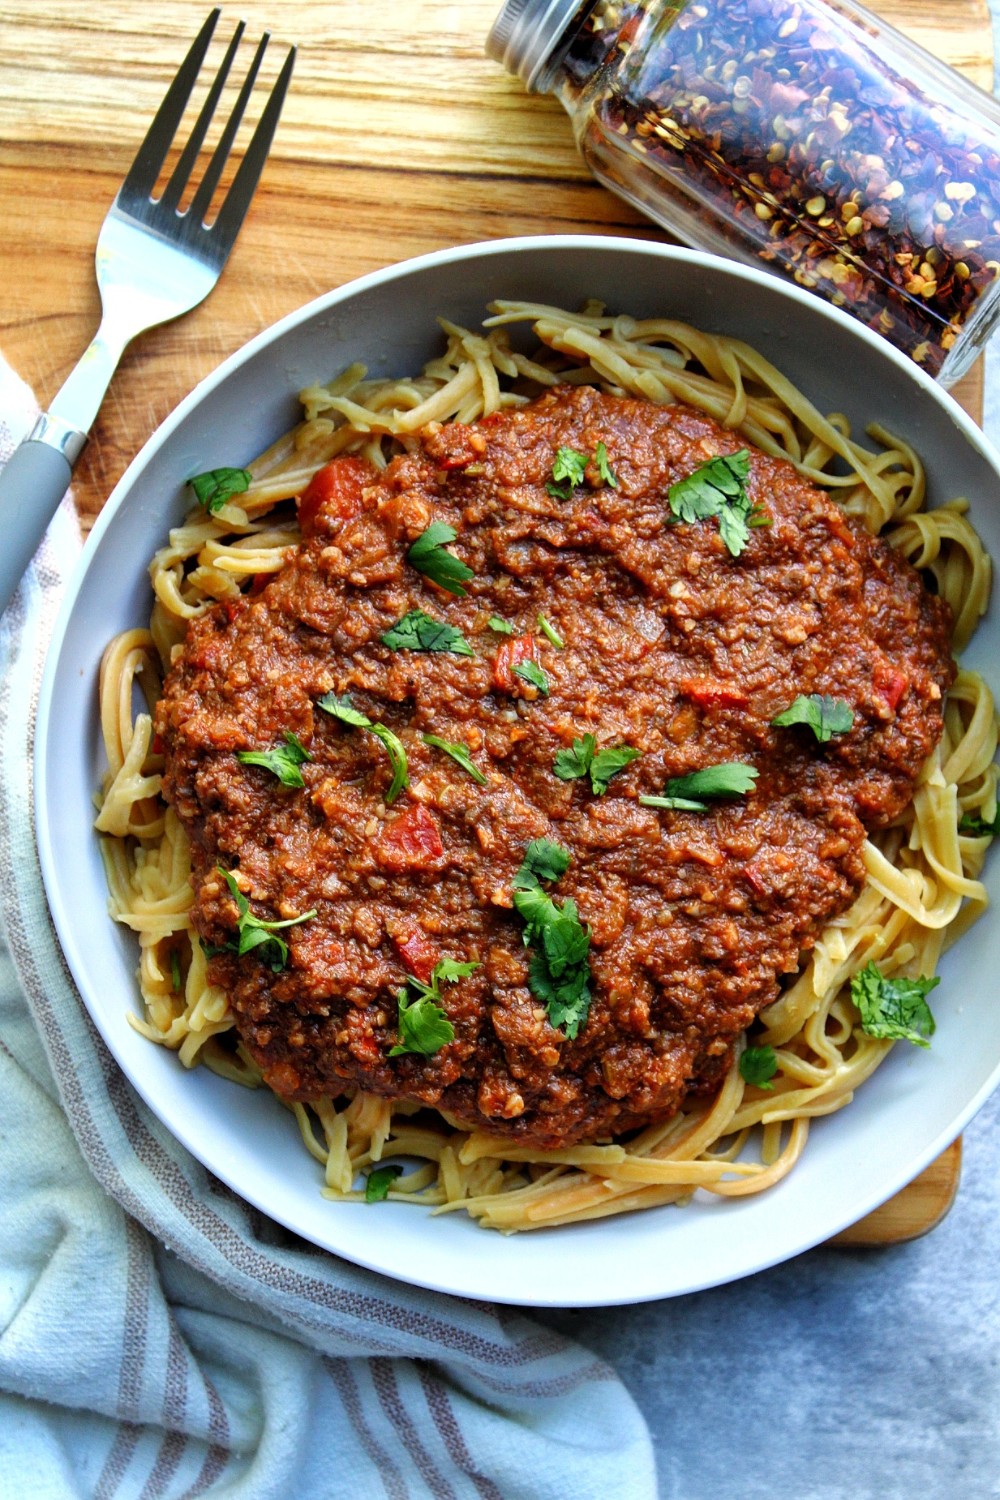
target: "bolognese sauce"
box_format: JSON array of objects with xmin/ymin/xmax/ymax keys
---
[{"xmin": 156, "ymin": 384, "xmax": 954, "ymax": 1150}]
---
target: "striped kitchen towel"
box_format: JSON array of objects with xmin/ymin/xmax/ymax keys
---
[{"xmin": 0, "ymin": 355, "xmax": 656, "ymax": 1499}]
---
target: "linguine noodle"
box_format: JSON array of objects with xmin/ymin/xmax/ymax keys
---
[{"xmin": 95, "ymin": 300, "xmax": 998, "ymax": 1231}]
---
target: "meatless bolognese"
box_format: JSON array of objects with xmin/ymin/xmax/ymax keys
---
[{"xmin": 154, "ymin": 382, "xmax": 954, "ymax": 1152}]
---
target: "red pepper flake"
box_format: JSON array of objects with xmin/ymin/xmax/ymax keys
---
[
  {"xmin": 376, "ymin": 803, "xmax": 445, "ymax": 872},
  {"xmin": 493, "ymin": 633, "xmax": 539, "ymax": 694}
]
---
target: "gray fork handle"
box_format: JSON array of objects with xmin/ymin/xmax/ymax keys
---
[{"xmin": 0, "ymin": 422, "xmax": 84, "ymax": 617}]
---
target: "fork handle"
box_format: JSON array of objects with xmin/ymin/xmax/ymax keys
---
[{"xmin": 0, "ymin": 416, "xmax": 85, "ymax": 616}]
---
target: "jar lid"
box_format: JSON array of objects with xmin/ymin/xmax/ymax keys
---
[{"xmin": 486, "ymin": 0, "xmax": 584, "ymax": 92}]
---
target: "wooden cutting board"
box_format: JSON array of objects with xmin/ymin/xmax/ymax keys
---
[{"xmin": 0, "ymin": 0, "xmax": 992, "ymax": 1244}]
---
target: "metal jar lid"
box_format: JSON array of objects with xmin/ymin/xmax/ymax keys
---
[{"xmin": 486, "ymin": 0, "xmax": 586, "ymax": 92}]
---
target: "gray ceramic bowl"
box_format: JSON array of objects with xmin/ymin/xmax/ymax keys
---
[{"xmin": 35, "ymin": 237, "xmax": 1000, "ymax": 1305}]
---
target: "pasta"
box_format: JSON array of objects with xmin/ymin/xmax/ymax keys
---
[{"xmin": 96, "ymin": 300, "xmax": 998, "ymax": 1231}]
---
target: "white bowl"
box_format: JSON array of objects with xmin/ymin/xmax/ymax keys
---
[{"xmin": 35, "ymin": 236, "xmax": 1000, "ymax": 1306}]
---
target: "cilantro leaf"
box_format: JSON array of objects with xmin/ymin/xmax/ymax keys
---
[
  {"xmin": 640, "ymin": 762, "xmax": 759, "ymax": 811},
  {"xmin": 772, "ymin": 694, "xmax": 855, "ymax": 743},
  {"xmin": 170, "ymin": 949, "xmax": 182, "ymax": 993},
  {"xmin": 959, "ymin": 807, "xmax": 1000, "ymax": 837},
  {"xmin": 388, "ymin": 956, "xmax": 479, "ymax": 1056},
  {"xmin": 553, "ymin": 734, "xmax": 640, "ymax": 795},
  {"xmin": 546, "ymin": 446, "xmax": 588, "ymax": 499},
  {"xmin": 316, "ymin": 691, "xmax": 373, "ymax": 729},
  {"xmin": 512, "ymin": 840, "xmax": 591, "ymax": 1039},
  {"xmin": 237, "ymin": 731, "xmax": 312, "ymax": 789},
  {"xmin": 513, "ymin": 660, "xmax": 549, "ymax": 696},
  {"xmin": 488, "ymin": 615, "xmax": 515, "ymax": 635},
  {"xmin": 317, "ymin": 694, "xmax": 408, "ymax": 803},
  {"xmin": 589, "ymin": 744, "xmax": 641, "ymax": 795},
  {"xmin": 537, "ymin": 613, "xmax": 565, "ymax": 649},
  {"xmin": 364, "ymin": 1163, "xmax": 404, "ymax": 1202},
  {"xmin": 381, "ymin": 608, "xmax": 474, "ymax": 656},
  {"xmin": 553, "ymin": 734, "xmax": 597, "ymax": 785},
  {"xmin": 390, "ymin": 992, "xmax": 454, "ymax": 1056},
  {"xmin": 370, "ymin": 725, "xmax": 409, "ymax": 805},
  {"xmin": 422, "ymin": 732, "xmax": 488, "ymax": 785},
  {"xmin": 593, "ymin": 441, "xmax": 619, "ymax": 489},
  {"xmin": 740, "ymin": 1045, "xmax": 778, "ymax": 1090},
  {"xmin": 407, "ymin": 521, "xmax": 475, "ymax": 597},
  {"xmin": 216, "ymin": 867, "xmax": 316, "ymax": 972},
  {"xmin": 850, "ymin": 961, "xmax": 938, "ymax": 1048},
  {"xmin": 514, "ymin": 838, "xmax": 571, "ymax": 887},
  {"xmin": 667, "ymin": 450, "xmax": 766, "ymax": 558},
  {"xmin": 188, "ymin": 466, "xmax": 252, "ymax": 514}
]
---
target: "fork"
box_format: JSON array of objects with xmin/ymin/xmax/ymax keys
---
[{"xmin": 0, "ymin": 10, "xmax": 295, "ymax": 616}]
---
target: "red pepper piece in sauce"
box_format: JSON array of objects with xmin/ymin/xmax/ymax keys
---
[
  {"xmin": 493, "ymin": 633, "xmax": 539, "ymax": 694},
  {"xmin": 297, "ymin": 454, "xmax": 376, "ymax": 538},
  {"xmin": 680, "ymin": 678, "xmax": 749, "ymax": 710},
  {"xmin": 391, "ymin": 926, "xmax": 440, "ymax": 984},
  {"xmin": 874, "ymin": 663, "xmax": 909, "ymax": 713},
  {"xmin": 376, "ymin": 803, "xmax": 444, "ymax": 872}
]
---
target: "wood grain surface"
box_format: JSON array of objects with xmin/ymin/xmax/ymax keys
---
[{"xmin": 0, "ymin": 0, "xmax": 992, "ymax": 1243}]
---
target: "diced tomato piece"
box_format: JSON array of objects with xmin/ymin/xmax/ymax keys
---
[
  {"xmin": 680, "ymin": 678, "xmax": 749, "ymax": 710},
  {"xmin": 376, "ymin": 803, "xmax": 444, "ymax": 872},
  {"xmin": 248, "ymin": 572, "xmax": 271, "ymax": 595},
  {"xmin": 874, "ymin": 662, "xmax": 909, "ymax": 713},
  {"xmin": 391, "ymin": 926, "xmax": 440, "ymax": 983},
  {"xmin": 493, "ymin": 633, "xmax": 539, "ymax": 694},
  {"xmin": 297, "ymin": 455, "xmax": 376, "ymax": 537},
  {"xmin": 151, "ymin": 732, "xmax": 165, "ymax": 756}
]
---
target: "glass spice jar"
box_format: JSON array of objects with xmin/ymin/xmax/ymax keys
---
[{"xmin": 486, "ymin": 0, "xmax": 1000, "ymax": 383}]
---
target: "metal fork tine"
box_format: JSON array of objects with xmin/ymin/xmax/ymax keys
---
[
  {"xmin": 158, "ymin": 19, "xmax": 244, "ymax": 216},
  {"xmin": 212, "ymin": 44, "xmax": 296, "ymax": 247},
  {"xmin": 188, "ymin": 32, "xmax": 269, "ymax": 226},
  {"xmin": 118, "ymin": 8, "xmax": 220, "ymax": 203}
]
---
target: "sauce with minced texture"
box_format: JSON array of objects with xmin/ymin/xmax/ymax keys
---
[{"xmin": 157, "ymin": 386, "xmax": 954, "ymax": 1150}]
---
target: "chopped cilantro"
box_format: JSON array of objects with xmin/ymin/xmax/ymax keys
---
[
  {"xmin": 512, "ymin": 840, "xmax": 591, "ymax": 1039},
  {"xmin": 215, "ymin": 867, "xmax": 316, "ymax": 972},
  {"xmin": 188, "ymin": 466, "xmax": 252, "ymax": 514},
  {"xmin": 316, "ymin": 693, "xmax": 408, "ymax": 804},
  {"xmin": 553, "ymin": 733, "xmax": 640, "ymax": 795},
  {"xmin": 364, "ymin": 1163, "xmax": 404, "ymax": 1202},
  {"xmin": 488, "ymin": 615, "xmax": 515, "ymax": 635},
  {"xmin": 593, "ymin": 441, "xmax": 619, "ymax": 489},
  {"xmin": 513, "ymin": 659, "xmax": 549, "ymax": 696},
  {"xmin": 772, "ymin": 694, "xmax": 854, "ymax": 743},
  {"xmin": 381, "ymin": 608, "xmax": 474, "ymax": 656},
  {"xmin": 316, "ymin": 691, "xmax": 372, "ymax": 729},
  {"xmin": 546, "ymin": 446, "xmax": 588, "ymax": 499},
  {"xmin": 537, "ymin": 613, "xmax": 565, "ymax": 649},
  {"xmin": 370, "ymin": 725, "xmax": 409, "ymax": 805},
  {"xmin": 407, "ymin": 521, "xmax": 475, "ymax": 597},
  {"xmin": 515, "ymin": 838, "xmax": 571, "ymax": 887},
  {"xmin": 236, "ymin": 731, "xmax": 312, "ymax": 789},
  {"xmin": 422, "ymin": 732, "xmax": 488, "ymax": 786},
  {"xmin": 170, "ymin": 949, "xmax": 182, "ymax": 994},
  {"xmin": 850, "ymin": 961, "xmax": 938, "ymax": 1048},
  {"xmin": 640, "ymin": 762, "xmax": 758, "ymax": 811},
  {"xmin": 740, "ymin": 1045, "xmax": 778, "ymax": 1089},
  {"xmin": 667, "ymin": 450, "xmax": 768, "ymax": 558},
  {"xmin": 959, "ymin": 807, "xmax": 1000, "ymax": 837},
  {"xmin": 389, "ymin": 956, "xmax": 479, "ymax": 1057}
]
